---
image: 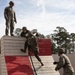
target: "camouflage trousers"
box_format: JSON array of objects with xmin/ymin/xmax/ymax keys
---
[
  {"xmin": 5, "ymin": 19, "xmax": 14, "ymax": 36},
  {"xmin": 24, "ymin": 38, "xmax": 41, "ymax": 62}
]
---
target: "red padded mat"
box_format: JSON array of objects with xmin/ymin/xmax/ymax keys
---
[
  {"xmin": 29, "ymin": 39, "xmax": 52, "ymax": 56},
  {"xmin": 5, "ymin": 56, "xmax": 34, "ymax": 75}
]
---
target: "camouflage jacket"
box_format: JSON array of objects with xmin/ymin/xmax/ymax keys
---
[
  {"xmin": 55, "ymin": 54, "xmax": 74, "ymax": 75},
  {"xmin": 4, "ymin": 6, "xmax": 17, "ymax": 22}
]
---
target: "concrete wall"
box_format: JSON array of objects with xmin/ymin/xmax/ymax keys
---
[{"xmin": 52, "ymin": 52, "xmax": 75, "ymax": 75}]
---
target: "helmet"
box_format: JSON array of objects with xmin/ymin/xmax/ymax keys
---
[
  {"xmin": 9, "ymin": 1, "xmax": 14, "ymax": 5},
  {"xmin": 58, "ymin": 48, "xmax": 65, "ymax": 53},
  {"xmin": 22, "ymin": 27, "xmax": 27, "ymax": 30}
]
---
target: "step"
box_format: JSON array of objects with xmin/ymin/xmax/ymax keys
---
[
  {"xmin": 31, "ymin": 56, "xmax": 60, "ymax": 75},
  {"xmin": 1, "ymin": 36, "xmax": 28, "ymax": 56},
  {"xmin": 1, "ymin": 36, "xmax": 52, "ymax": 56}
]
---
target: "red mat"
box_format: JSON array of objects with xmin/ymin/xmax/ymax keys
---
[
  {"xmin": 5, "ymin": 56, "xmax": 34, "ymax": 75},
  {"xmin": 29, "ymin": 39, "xmax": 52, "ymax": 56},
  {"xmin": 38, "ymin": 39, "xmax": 52, "ymax": 55}
]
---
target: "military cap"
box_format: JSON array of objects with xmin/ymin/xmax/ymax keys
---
[
  {"xmin": 58, "ymin": 48, "xmax": 65, "ymax": 53},
  {"xmin": 9, "ymin": 1, "xmax": 14, "ymax": 5},
  {"xmin": 22, "ymin": 27, "xmax": 27, "ymax": 30}
]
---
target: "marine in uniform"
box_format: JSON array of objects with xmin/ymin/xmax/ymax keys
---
[
  {"xmin": 4, "ymin": 1, "xmax": 17, "ymax": 36},
  {"xmin": 20, "ymin": 27, "xmax": 44, "ymax": 66},
  {"xmin": 53, "ymin": 48, "xmax": 74, "ymax": 75}
]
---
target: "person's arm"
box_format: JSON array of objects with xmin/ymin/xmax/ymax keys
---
[
  {"xmin": 55, "ymin": 56, "xmax": 65, "ymax": 71},
  {"xmin": 4, "ymin": 7, "xmax": 8, "ymax": 20},
  {"xmin": 20, "ymin": 32, "xmax": 25, "ymax": 37},
  {"xmin": 14, "ymin": 12, "xmax": 17, "ymax": 23},
  {"xmin": 26, "ymin": 30, "xmax": 33, "ymax": 38}
]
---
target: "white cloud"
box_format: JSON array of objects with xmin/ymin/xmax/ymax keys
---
[
  {"xmin": 0, "ymin": 18, "xmax": 5, "ymax": 37},
  {"xmin": 36, "ymin": 0, "xmax": 45, "ymax": 13},
  {"xmin": 45, "ymin": 0, "xmax": 75, "ymax": 11},
  {"xmin": 0, "ymin": 0, "xmax": 75, "ymax": 38},
  {"xmin": 15, "ymin": 10, "xmax": 75, "ymax": 35}
]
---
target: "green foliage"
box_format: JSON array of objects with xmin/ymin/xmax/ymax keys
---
[
  {"xmin": 51, "ymin": 42, "xmax": 57, "ymax": 54},
  {"xmin": 69, "ymin": 33, "xmax": 75, "ymax": 52},
  {"xmin": 51, "ymin": 26, "xmax": 74, "ymax": 54}
]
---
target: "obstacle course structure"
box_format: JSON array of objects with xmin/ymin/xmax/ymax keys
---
[{"xmin": 1, "ymin": 36, "xmax": 60, "ymax": 75}]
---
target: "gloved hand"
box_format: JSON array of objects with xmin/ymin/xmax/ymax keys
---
[
  {"xmin": 55, "ymin": 68, "xmax": 58, "ymax": 71},
  {"xmin": 53, "ymin": 61, "xmax": 58, "ymax": 65}
]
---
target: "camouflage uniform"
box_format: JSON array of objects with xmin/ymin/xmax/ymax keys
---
[
  {"xmin": 20, "ymin": 29, "xmax": 43, "ymax": 65},
  {"xmin": 55, "ymin": 54, "xmax": 74, "ymax": 75},
  {"xmin": 4, "ymin": 5, "xmax": 17, "ymax": 36}
]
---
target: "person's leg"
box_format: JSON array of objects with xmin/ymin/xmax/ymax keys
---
[
  {"xmin": 28, "ymin": 42, "xmax": 44, "ymax": 66},
  {"xmin": 24, "ymin": 40, "xmax": 28, "ymax": 50},
  {"xmin": 34, "ymin": 51, "xmax": 44, "ymax": 66},
  {"xmin": 21, "ymin": 40, "xmax": 28, "ymax": 53},
  {"xmin": 10, "ymin": 20, "xmax": 14, "ymax": 36},
  {"xmin": 5, "ymin": 19, "xmax": 9, "ymax": 35},
  {"xmin": 35, "ymin": 54, "xmax": 44, "ymax": 66}
]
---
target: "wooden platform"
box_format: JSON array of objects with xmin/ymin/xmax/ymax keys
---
[
  {"xmin": 31, "ymin": 56, "xmax": 60, "ymax": 75},
  {"xmin": 1, "ymin": 36, "xmax": 60, "ymax": 75}
]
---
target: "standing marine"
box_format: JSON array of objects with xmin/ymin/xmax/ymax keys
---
[{"xmin": 4, "ymin": 1, "xmax": 17, "ymax": 36}]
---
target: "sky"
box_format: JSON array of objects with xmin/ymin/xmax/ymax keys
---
[{"xmin": 0, "ymin": 0, "xmax": 75, "ymax": 38}]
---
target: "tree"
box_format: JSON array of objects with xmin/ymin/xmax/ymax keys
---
[
  {"xmin": 52, "ymin": 26, "xmax": 71, "ymax": 54},
  {"xmin": 51, "ymin": 42, "xmax": 57, "ymax": 54},
  {"xmin": 69, "ymin": 33, "xmax": 75, "ymax": 52},
  {"xmin": 46, "ymin": 34, "xmax": 51, "ymax": 39},
  {"xmin": 46, "ymin": 26, "xmax": 75, "ymax": 54}
]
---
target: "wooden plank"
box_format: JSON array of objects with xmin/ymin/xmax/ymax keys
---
[{"xmin": 31, "ymin": 56, "xmax": 60, "ymax": 75}]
